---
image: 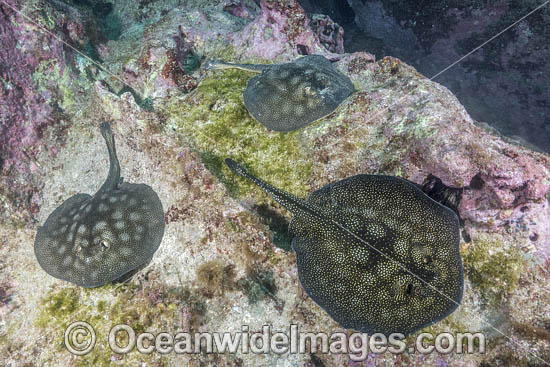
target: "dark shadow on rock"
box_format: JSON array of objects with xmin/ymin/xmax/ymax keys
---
[{"xmin": 254, "ymin": 203, "xmax": 292, "ymax": 252}]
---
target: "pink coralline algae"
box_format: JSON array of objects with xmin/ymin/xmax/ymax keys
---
[
  {"xmin": 223, "ymin": 0, "xmax": 260, "ymax": 20},
  {"xmin": 0, "ymin": 0, "xmax": 87, "ymax": 222},
  {"xmin": 229, "ymin": 0, "xmax": 341, "ymax": 60},
  {"xmin": 457, "ymin": 138, "xmax": 550, "ymax": 258},
  {"xmin": 159, "ymin": 29, "xmax": 199, "ymax": 92},
  {"xmin": 306, "ymin": 56, "xmax": 550, "ymax": 262},
  {"xmin": 1, "ymin": 1, "xmax": 52, "ymax": 174},
  {"xmin": 308, "ymin": 13, "xmax": 345, "ymax": 54},
  {"xmin": 401, "ymin": 104, "xmax": 550, "ymax": 254},
  {"xmin": 363, "ymin": 58, "xmax": 550, "ymax": 260}
]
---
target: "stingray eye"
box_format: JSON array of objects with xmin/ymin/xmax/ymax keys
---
[
  {"xmin": 75, "ymin": 245, "xmax": 82, "ymax": 253},
  {"xmin": 100, "ymin": 240, "xmax": 110, "ymax": 251},
  {"xmin": 423, "ymin": 255, "xmax": 433, "ymax": 265},
  {"xmin": 405, "ymin": 283, "xmax": 414, "ymax": 297}
]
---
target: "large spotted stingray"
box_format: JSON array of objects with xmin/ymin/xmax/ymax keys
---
[
  {"xmin": 34, "ymin": 122, "xmax": 165, "ymax": 288},
  {"xmin": 206, "ymin": 55, "xmax": 355, "ymax": 132},
  {"xmin": 225, "ymin": 158, "xmax": 463, "ymax": 336}
]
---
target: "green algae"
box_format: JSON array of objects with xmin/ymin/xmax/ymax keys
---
[
  {"xmin": 180, "ymin": 51, "xmax": 202, "ymax": 75},
  {"xmin": 394, "ymin": 113, "xmax": 437, "ymax": 139},
  {"xmin": 35, "ymin": 283, "xmax": 192, "ymax": 366},
  {"xmin": 238, "ymin": 267, "xmax": 277, "ymax": 305},
  {"xmin": 412, "ymin": 313, "xmax": 473, "ymax": 344},
  {"xmin": 196, "ymin": 260, "xmax": 236, "ymax": 297},
  {"xmin": 82, "ymin": 41, "xmax": 103, "ymax": 62},
  {"xmin": 43, "ymin": 287, "xmax": 79, "ymax": 318},
  {"xmin": 37, "ymin": 5, "xmax": 57, "ymax": 30},
  {"xmin": 32, "ymin": 60, "xmax": 90, "ymax": 112},
  {"xmin": 163, "ymin": 66, "xmax": 312, "ymax": 201},
  {"xmin": 100, "ymin": 12, "xmax": 122, "ymax": 41},
  {"xmin": 96, "ymin": 299, "xmax": 107, "ymax": 313},
  {"xmin": 463, "ymin": 235, "xmax": 526, "ymax": 309}
]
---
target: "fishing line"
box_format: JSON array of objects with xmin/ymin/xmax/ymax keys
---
[
  {"xmin": 1, "ymin": 0, "xmax": 145, "ymax": 99},
  {"xmin": 322, "ymin": 0, "xmax": 549, "ymax": 154}
]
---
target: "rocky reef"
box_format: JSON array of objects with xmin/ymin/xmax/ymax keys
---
[
  {"xmin": 1, "ymin": 0, "xmax": 549, "ymax": 366},
  {"xmin": 300, "ymin": 0, "xmax": 550, "ymax": 153}
]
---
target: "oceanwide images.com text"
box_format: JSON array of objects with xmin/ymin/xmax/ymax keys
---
[{"xmin": 65, "ymin": 322, "xmax": 485, "ymax": 359}]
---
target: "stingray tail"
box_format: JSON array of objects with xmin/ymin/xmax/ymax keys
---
[
  {"xmin": 98, "ymin": 122, "xmax": 121, "ymax": 193},
  {"xmin": 205, "ymin": 60, "xmax": 267, "ymax": 73},
  {"xmin": 225, "ymin": 158, "xmax": 317, "ymax": 217}
]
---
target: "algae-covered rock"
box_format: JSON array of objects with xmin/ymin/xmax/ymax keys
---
[{"xmin": 1, "ymin": 0, "xmax": 549, "ymax": 366}]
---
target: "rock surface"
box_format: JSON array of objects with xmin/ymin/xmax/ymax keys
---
[
  {"xmin": 300, "ymin": 0, "xmax": 550, "ymax": 153},
  {"xmin": 1, "ymin": 0, "xmax": 549, "ymax": 366}
]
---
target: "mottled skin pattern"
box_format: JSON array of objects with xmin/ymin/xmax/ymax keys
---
[
  {"xmin": 206, "ymin": 55, "xmax": 355, "ymax": 132},
  {"xmin": 226, "ymin": 159, "xmax": 463, "ymax": 336},
  {"xmin": 34, "ymin": 123, "xmax": 165, "ymax": 288}
]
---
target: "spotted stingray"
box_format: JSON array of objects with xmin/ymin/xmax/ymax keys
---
[
  {"xmin": 206, "ymin": 55, "xmax": 355, "ymax": 132},
  {"xmin": 225, "ymin": 158, "xmax": 463, "ymax": 336},
  {"xmin": 34, "ymin": 122, "xmax": 165, "ymax": 288}
]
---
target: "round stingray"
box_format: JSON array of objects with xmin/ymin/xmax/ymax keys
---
[
  {"xmin": 225, "ymin": 158, "xmax": 464, "ymax": 336},
  {"xmin": 34, "ymin": 183, "xmax": 165, "ymax": 288},
  {"xmin": 243, "ymin": 55, "xmax": 355, "ymax": 132},
  {"xmin": 34, "ymin": 122, "xmax": 165, "ymax": 288}
]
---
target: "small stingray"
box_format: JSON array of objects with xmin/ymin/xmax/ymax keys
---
[
  {"xmin": 225, "ymin": 159, "xmax": 463, "ymax": 336},
  {"xmin": 206, "ymin": 55, "xmax": 355, "ymax": 132},
  {"xmin": 34, "ymin": 122, "xmax": 165, "ymax": 288}
]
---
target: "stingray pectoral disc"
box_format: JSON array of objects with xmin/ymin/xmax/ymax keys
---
[
  {"xmin": 244, "ymin": 55, "xmax": 355, "ymax": 131},
  {"xmin": 225, "ymin": 158, "xmax": 464, "ymax": 336},
  {"xmin": 207, "ymin": 55, "xmax": 355, "ymax": 132},
  {"xmin": 34, "ymin": 122, "xmax": 165, "ymax": 288}
]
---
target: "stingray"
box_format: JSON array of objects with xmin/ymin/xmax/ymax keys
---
[
  {"xmin": 34, "ymin": 122, "xmax": 165, "ymax": 288},
  {"xmin": 205, "ymin": 55, "xmax": 355, "ymax": 132},
  {"xmin": 225, "ymin": 158, "xmax": 463, "ymax": 336}
]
